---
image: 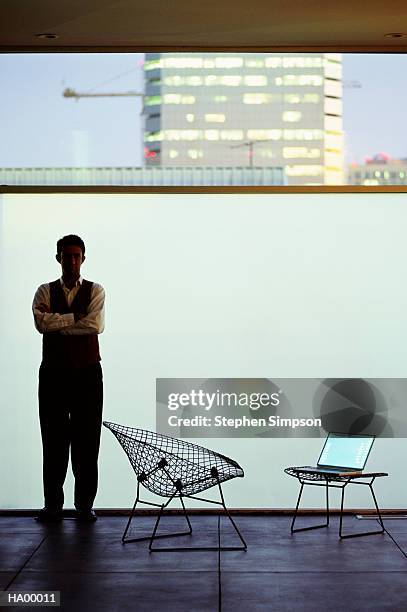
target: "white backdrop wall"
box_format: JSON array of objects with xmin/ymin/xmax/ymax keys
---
[{"xmin": 0, "ymin": 192, "xmax": 406, "ymax": 509}]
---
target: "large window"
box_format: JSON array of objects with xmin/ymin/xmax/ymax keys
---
[
  {"xmin": 1, "ymin": 191, "xmax": 406, "ymax": 508},
  {"xmin": 1, "ymin": 53, "xmax": 407, "ymax": 186}
]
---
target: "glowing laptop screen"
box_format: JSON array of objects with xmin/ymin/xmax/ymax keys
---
[{"xmin": 318, "ymin": 433, "xmax": 375, "ymax": 470}]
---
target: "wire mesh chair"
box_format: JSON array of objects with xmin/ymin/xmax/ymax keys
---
[{"xmin": 103, "ymin": 421, "xmax": 247, "ymax": 551}]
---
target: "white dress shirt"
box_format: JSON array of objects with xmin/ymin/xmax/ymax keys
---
[{"xmin": 33, "ymin": 276, "xmax": 105, "ymax": 335}]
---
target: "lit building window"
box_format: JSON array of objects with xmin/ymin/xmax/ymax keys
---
[
  {"xmin": 275, "ymin": 75, "xmax": 323, "ymax": 87},
  {"xmin": 163, "ymin": 58, "xmax": 204, "ymax": 68},
  {"xmin": 284, "ymin": 94, "xmax": 301, "ymax": 104},
  {"xmin": 144, "ymin": 59, "xmax": 163, "ymax": 70},
  {"xmin": 282, "ymin": 57, "xmax": 323, "ymax": 68},
  {"xmin": 302, "ymin": 93, "xmax": 320, "ymax": 103},
  {"xmin": 214, "ymin": 95, "xmax": 228, "ymax": 102},
  {"xmin": 220, "ymin": 130, "xmax": 244, "ymax": 141},
  {"xmin": 284, "ymin": 147, "xmax": 305, "ymax": 158},
  {"xmin": 187, "ymin": 149, "xmax": 204, "ymax": 159},
  {"xmin": 145, "ymin": 131, "xmax": 163, "ymax": 142},
  {"xmin": 245, "ymin": 59, "xmax": 264, "ymax": 68},
  {"xmin": 163, "ymin": 94, "xmax": 196, "ymax": 104},
  {"xmin": 203, "ymin": 59, "xmax": 215, "ymax": 68},
  {"xmin": 186, "ymin": 114, "xmax": 195, "ymax": 123},
  {"xmin": 145, "ymin": 95, "xmax": 162, "ymax": 106},
  {"xmin": 204, "ymin": 130, "xmax": 220, "ymax": 141},
  {"xmin": 283, "ymin": 129, "xmax": 324, "ymax": 140},
  {"xmin": 284, "ymin": 93, "xmax": 320, "ymax": 104},
  {"xmin": 265, "ymin": 57, "xmax": 282, "ymax": 68},
  {"xmin": 283, "ymin": 111, "xmax": 302, "ymax": 122},
  {"xmin": 163, "ymin": 94, "xmax": 181, "ymax": 104},
  {"xmin": 219, "ymin": 75, "xmax": 242, "ymax": 87},
  {"xmin": 285, "ymin": 165, "xmax": 323, "ymax": 176},
  {"xmin": 205, "ymin": 75, "xmax": 242, "ymax": 86},
  {"xmin": 215, "ymin": 57, "xmax": 244, "ymax": 68},
  {"xmin": 169, "ymin": 149, "xmax": 179, "ymax": 159},
  {"xmin": 163, "ymin": 76, "xmax": 184, "ymax": 86},
  {"xmin": 247, "ymin": 129, "xmax": 282, "ymax": 140},
  {"xmin": 244, "ymin": 75, "xmax": 268, "ymax": 86},
  {"xmin": 188, "ymin": 76, "xmax": 203, "ymax": 86},
  {"xmin": 243, "ymin": 93, "xmax": 275, "ymax": 104},
  {"xmin": 163, "ymin": 76, "xmax": 203, "ymax": 86},
  {"xmin": 205, "ymin": 113, "xmax": 226, "ymax": 123},
  {"xmin": 206, "ymin": 75, "xmax": 218, "ymax": 86},
  {"xmin": 283, "ymin": 147, "xmax": 321, "ymax": 159},
  {"xmin": 259, "ymin": 149, "xmax": 274, "ymax": 158},
  {"xmin": 163, "ymin": 130, "xmax": 203, "ymax": 141}
]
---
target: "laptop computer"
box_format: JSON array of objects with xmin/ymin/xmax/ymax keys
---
[{"xmin": 293, "ymin": 432, "xmax": 375, "ymax": 476}]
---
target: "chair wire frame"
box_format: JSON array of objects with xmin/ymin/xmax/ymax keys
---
[
  {"xmin": 103, "ymin": 421, "xmax": 247, "ymax": 551},
  {"xmin": 285, "ymin": 468, "xmax": 387, "ymax": 539}
]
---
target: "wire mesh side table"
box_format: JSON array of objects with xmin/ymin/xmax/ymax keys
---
[{"xmin": 285, "ymin": 468, "xmax": 388, "ymax": 539}]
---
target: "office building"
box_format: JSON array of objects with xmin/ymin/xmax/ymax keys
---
[
  {"xmin": 348, "ymin": 153, "xmax": 407, "ymax": 185},
  {"xmin": 144, "ymin": 52, "xmax": 344, "ymax": 185}
]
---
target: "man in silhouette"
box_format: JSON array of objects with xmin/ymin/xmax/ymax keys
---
[{"xmin": 32, "ymin": 234, "xmax": 105, "ymax": 522}]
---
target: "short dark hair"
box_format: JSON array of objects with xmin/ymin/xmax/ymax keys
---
[{"xmin": 56, "ymin": 234, "xmax": 86, "ymax": 256}]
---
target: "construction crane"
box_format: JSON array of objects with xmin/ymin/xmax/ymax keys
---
[
  {"xmin": 63, "ymin": 87, "xmax": 145, "ymax": 112},
  {"xmin": 62, "ymin": 70, "xmax": 145, "ymax": 163},
  {"xmin": 63, "ymin": 62, "xmax": 144, "ymax": 100}
]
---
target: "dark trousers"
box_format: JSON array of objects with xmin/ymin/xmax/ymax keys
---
[{"xmin": 38, "ymin": 362, "xmax": 103, "ymax": 510}]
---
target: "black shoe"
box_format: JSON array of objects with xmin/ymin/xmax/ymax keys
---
[
  {"xmin": 75, "ymin": 509, "xmax": 98, "ymax": 523},
  {"xmin": 35, "ymin": 507, "xmax": 63, "ymax": 523}
]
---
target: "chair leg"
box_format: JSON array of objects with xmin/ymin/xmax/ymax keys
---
[
  {"xmin": 123, "ymin": 489, "xmax": 192, "ymax": 544},
  {"xmin": 180, "ymin": 494, "xmax": 193, "ymax": 533},
  {"xmin": 150, "ymin": 482, "xmax": 247, "ymax": 552},
  {"xmin": 217, "ymin": 480, "xmax": 247, "ymax": 551},
  {"xmin": 291, "ymin": 481, "xmax": 330, "ymax": 533},
  {"xmin": 339, "ymin": 483, "xmax": 385, "ymax": 539},
  {"xmin": 149, "ymin": 493, "xmax": 193, "ymax": 551},
  {"xmin": 122, "ymin": 494, "xmax": 139, "ymax": 543},
  {"xmin": 149, "ymin": 502, "xmax": 165, "ymax": 550},
  {"xmin": 370, "ymin": 484, "xmax": 385, "ymax": 532}
]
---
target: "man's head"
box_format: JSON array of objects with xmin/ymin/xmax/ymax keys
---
[{"xmin": 56, "ymin": 234, "xmax": 86, "ymax": 280}]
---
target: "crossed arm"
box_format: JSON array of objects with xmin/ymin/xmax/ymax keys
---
[{"xmin": 32, "ymin": 283, "xmax": 105, "ymax": 335}]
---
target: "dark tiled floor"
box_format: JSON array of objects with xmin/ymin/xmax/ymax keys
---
[{"xmin": 1, "ymin": 515, "xmax": 406, "ymax": 611}]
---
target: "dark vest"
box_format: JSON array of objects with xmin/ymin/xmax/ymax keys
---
[{"xmin": 42, "ymin": 279, "xmax": 101, "ymax": 368}]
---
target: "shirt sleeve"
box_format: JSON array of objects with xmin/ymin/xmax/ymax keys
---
[
  {"xmin": 32, "ymin": 284, "xmax": 75, "ymax": 333},
  {"xmin": 60, "ymin": 283, "xmax": 105, "ymax": 336}
]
